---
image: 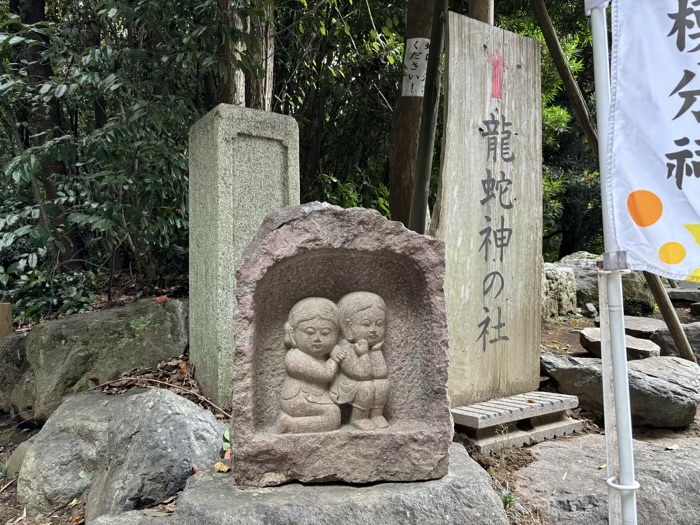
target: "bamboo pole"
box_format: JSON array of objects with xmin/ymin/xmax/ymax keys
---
[{"xmin": 530, "ymin": 0, "xmax": 696, "ymax": 363}]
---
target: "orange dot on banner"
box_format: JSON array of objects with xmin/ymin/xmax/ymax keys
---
[
  {"xmin": 659, "ymin": 242, "xmax": 686, "ymax": 265},
  {"xmin": 628, "ymin": 190, "xmax": 663, "ymax": 227}
]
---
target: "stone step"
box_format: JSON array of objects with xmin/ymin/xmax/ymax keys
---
[
  {"xmin": 667, "ymin": 288, "xmax": 700, "ymax": 303},
  {"xmin": 579, "ymin": 327, "xmax": 661, "ymax": 360},
  {"xmin": 451, "ymin": 391, "xmax": 578, "ymax": 429},
  {"xmin": 594, "ymin": 315, "xmax": 666, "ymax": 339}
]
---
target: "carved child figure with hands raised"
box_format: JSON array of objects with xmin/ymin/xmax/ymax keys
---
[{"xmin": 331, "ymin": 292, "xmax": 390, "ymax": 430}]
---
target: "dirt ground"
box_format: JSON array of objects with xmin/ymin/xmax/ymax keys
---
[{"xmin": 1, "ymin": 305, "xmax": 697, "ymax": 525}]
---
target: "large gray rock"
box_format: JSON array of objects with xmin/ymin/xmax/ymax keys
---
[
  {"xmin": 24, "ymin": 299, "xmax": 188, "ymax": 421},
  {"xmin": 541, "ymin": 263, "xmax": 577, "ymax": 319},
  {"xmin": 541, "ymin": 353, "xmax": 700, "ymax": 427},
  {"xmin": 86, "ymin": 389, "xmax": 223, "ymax": 521},
  {"xmin": 651, "ymin": 321, "xmax": 700, "ymax": 361},
  {"xmin": 0, "ymin": 334, "xmax": 29, "ymax": 414},
  {"xmin": 18, "ymin": 391, "xmax": 120, "ymax": 513},
  {"xmin": 232, "ymin": 203, "xmax": 452, "ymax": 486},
  {"xmin": 6, "ymin": 437, "xmax": 35, "ymax": 477},
  {"xmin": 557, "ymin": 252, "xmax": 655, "ymax": 316},
  {"xmin": 17, "ymin": 389, "xmax": 223, "ymax": 521},
  {"xmin": 579, "ymin": 327, "xmax": 660, "ymax": 360},
  {"xmin": 667, "ymin": 288, "xmax": 700, "ymax": 303},
  {"xmin": 515, "ymin": 434, "xmax": 700, "ymax": 525},
  {"xmin": 595, "ymin": 315, "xmax": 667, "ymax": 339},
  {"xmin": 172, "ymin": 443, "xmax": 507, "ymax": 525}
]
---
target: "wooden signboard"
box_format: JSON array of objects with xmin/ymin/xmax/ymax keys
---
[{"xmin": 431, "ymin": 13, "xmax": 542, "ymax": 406}]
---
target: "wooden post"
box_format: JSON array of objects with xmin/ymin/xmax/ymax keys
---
[
  {"xmin": 469, "ymin": 0, "xmax": 494, "ymax": 24},
  {"xmin": 408, "ymin": 0, "xmax": 447, "ymax": 234},
  {"xmin": 0, "ymin": 303, "xmax": 12, "ymax": 338},
  {"xmin": 529, "ymin": 0, "xmax": 697, "ymax": 363},
  {"xmin": 388, "ymin": 0, "xmax": 437, "ymax": 226},
  {"xmin": 644, "ymin": 273, "xmax": 697, "ymax": 363}
]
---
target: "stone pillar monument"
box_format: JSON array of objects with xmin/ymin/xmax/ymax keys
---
[{"xmin": 189, "ymin": 104, "xmax": 300, "ymax": 407}]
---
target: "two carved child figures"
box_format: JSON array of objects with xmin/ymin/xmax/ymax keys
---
[{"xmin": 278, "ymin": 292, "xmax": 390, "ymax": 434}]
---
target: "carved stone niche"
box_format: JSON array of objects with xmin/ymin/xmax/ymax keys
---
[{"xmin": 232, "ymin": 203, "xmax": 453, "ymax": 487}]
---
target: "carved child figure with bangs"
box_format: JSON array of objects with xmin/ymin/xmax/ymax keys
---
[{"xmin": 277, "ymin": 297, "xmax": 347, "ymax": 434}]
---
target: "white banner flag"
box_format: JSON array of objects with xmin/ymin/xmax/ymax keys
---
[{"xmin": 608, "ymin": 0, "xmax": 700, "ymax": 282}]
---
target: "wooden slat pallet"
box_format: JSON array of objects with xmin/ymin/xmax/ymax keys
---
[{"xmin": 452, "ymin": 391, "xmax": 582, "ymax": 453}]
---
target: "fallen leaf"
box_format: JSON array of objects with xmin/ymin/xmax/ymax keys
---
[
  {"xmin": 89, "ymin": 377, "xmax": 101, "ymax": 387},
  {"xmin": 527, "ymin": 399, "xmax": 537, "ymax": 404},
  {"xmin": 192, "ymin": 466, "xmax": 201, "ymax": 474},
  {"xmin": 68, "ymin": 499, "xmax": 80, "ymax": 508},
  {"xmin": 224, "ymin": 449, "xmax": 232, "ymax": 460},
  {"xmin": 215, "ymin": 461, "xmax": 231, "ymax": 473},
  {"xmin": 666, "ymin": 444, "xmax": 680, "ymax": 450},
  {"xmin": 155, "ymin": 296, "xmax": 172, "ymax": 305},
  {"xmin": 598, "ymin": 463, "xmax": 607, "ymax": 470},
  {"xmin": 160, "ymin": 495, "xmax": 178, "ymax": 505},
  {"xmin": 72, "ymin": 517, "xmax": 85, "ymax": 525},
  {"xmin": 142, "ymin": 510, "xmax": 172, "ymax": 517},
  {"xmin": 0, "ymin": 477, "xmax": 16, "ymax": 494}
]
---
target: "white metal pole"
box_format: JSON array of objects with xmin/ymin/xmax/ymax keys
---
[
  {"xmin": 598, "ymin": 270, "xmax": 621, "ymax": 523},
  {"xmin": 589, "ymin": 3, "xmax": 639, "ymax": 525}
]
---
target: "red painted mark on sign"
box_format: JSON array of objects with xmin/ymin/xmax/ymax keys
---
[{"xmin": 488, "ymin": 51, "xmax": 505, "ymax": 100}]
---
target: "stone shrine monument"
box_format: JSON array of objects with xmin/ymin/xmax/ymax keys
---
[
  {"xmin": 189, "ymin": 104, "xmax": 300, "ymax": 407},
  {"xmin": 231, "ymin": 203, "xmax": 453, "ymax": 486}
]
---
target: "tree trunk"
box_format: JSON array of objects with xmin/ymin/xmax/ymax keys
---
[
  {"xmin": 558, "ymin": 194, "xmax": 585, "ymax": 258},
  {"xmin": 246, "ymin": 1, "xmax": 274, "ymax": 111},
  {"xmin": 301, "ymin": 79, "xmax": 330, "ymax": 185},
  {"xmin": 216, "ymin": 0, "xmax": 245, "ymax": 106},
  {"xmin": 469, "ymin": 0, "xmax": 494, "ymax": 24},
  {"xmin": 388, "ymin": 0, "xmax": 436, "ymax": 226},
  {"xmin": 12, "ymin": 0, "xmax": 83, "ymax": 271}
]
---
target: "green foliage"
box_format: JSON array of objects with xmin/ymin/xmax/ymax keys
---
[
  {"xmin": 275, "ymin": 0, "xmax": 403, "ymax": 200},
  {"xmin": 2, "ymin": 269, "xmax": 97, "ymax": 324},
  {"xmin": 543, "ymin": 166, "xmax": 603, "ymax": 260},
  {"xmin": 0, "ymin": 0, "xmax": 606, "ymax": 321},
  {"xmin": 498, "ymin": 485, "xmax": 528, "ymax": 520},
  {"xmin": 0, "ymin": 0, "xmax": 263, "ymax": 320},
  {"xmin": 498, "ymin": 1, "xmax": 601, "ymax": 259},
  {"xmin": 497, "ymin": 13, "xmax": 589, "ymax": 147},
  {"xmin": 316, "ymin": 172, "xmax": 391, "ymax": 218}
]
